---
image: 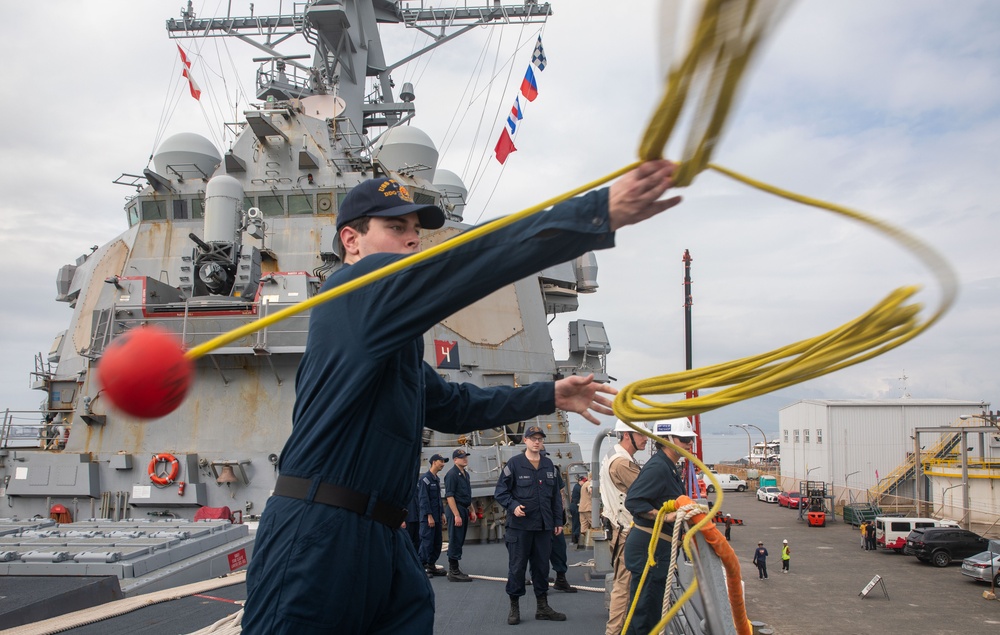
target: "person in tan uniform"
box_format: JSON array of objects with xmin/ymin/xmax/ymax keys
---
[
  {"xmin": 599, "ymin": 420, "xmax": 649, "ymax": 635},
  {"xmin": 577, "ymin": 474, "xmax": 593, "ymax": 549}
]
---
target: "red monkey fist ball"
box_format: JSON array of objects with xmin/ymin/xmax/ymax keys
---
[{"xmin": 97, "ymin": 326, "xmax": 193, "ymax": 419}]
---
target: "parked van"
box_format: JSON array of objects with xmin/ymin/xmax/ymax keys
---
[{"xmin": 875, "ymin": 517, "xmax": 960, "ymax": 552}]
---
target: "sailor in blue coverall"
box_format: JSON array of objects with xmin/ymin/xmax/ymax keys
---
[
  {"xmin": 242, "ymin": 163, "xmax": 682, "ymax": 634},
  {"xmin": 417, "ymin": 454, "xmax": 448, "ymax": 575},
  {"xmin": 444, "ymin": 448, "xmax": 475, "ymax": 581},
  {"xmin": 622, "ymin": 419, "xmax": 698, "ymax": 635},
  {"xmin": 494, "ymin": 426, "xmax": 566, "ymax": 624}
]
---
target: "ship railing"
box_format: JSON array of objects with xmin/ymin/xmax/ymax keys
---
[
  {"xmin": 0, "ymin": 409, "xmax": 63, "ymax": 451},
  {"xmin": 90, "ymin": 297, "xmax": 312, "ymax": 359}
]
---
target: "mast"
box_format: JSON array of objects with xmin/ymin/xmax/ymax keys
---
[
  {"xmin": 166, "ymin": 1, "xmax": 551, "ymax": 150},
  {"xmin": 683, "ymin": 249, "xmax": 703, "ymax": 461}
]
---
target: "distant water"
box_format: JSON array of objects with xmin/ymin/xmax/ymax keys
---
[{"xmin": 570, "ymin": 427, "xmax": 766, "ymax": 467}]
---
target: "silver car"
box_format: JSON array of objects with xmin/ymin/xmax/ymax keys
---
[{"xmin": 961, "ymin": 550, "xmax": 1000, "ymax": 586}]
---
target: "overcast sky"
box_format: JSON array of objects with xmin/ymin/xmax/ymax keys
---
[{"xmin": 1, "ymin": 1, "xmax": 996, "ymax": 444}]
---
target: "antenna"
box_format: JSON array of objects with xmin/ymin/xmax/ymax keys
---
[{"xmin": 899, "ymin": 370, "xmax": 911, "ymax": 398}]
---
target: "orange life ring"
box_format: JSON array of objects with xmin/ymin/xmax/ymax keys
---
[{"xmin": 148, "ymin": 453, "xmax": 180, "ymax": 486}]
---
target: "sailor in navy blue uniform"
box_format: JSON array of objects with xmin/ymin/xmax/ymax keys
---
[
  {"xmin": 444, "ymin": 448, "xmax": 475, "ymax": 581},
  {"xmin": 418, "ymin": 454, "xmax": 448, "ymax": 575},
  {"xmin": 622, "ymin": 418, "xmax": 698, "ymax": 635},
  {"xmin": 242, "ymin": 163, "xmax": 683, "ymax": 634},
  {"xmin": 495, "ymin": 426, "xmax": 566, "ymax": 624}
]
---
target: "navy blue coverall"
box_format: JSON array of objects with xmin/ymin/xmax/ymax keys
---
[
  {"xmin": 417, "ymin": 469, "xmax": 444, "ymax": 568},
  {"xmin": 444, "ymin": 464, "xmax": 473, "ymax": 562},
  {"xmin": 622, "ymin": 448, "xmax": 686, "ymax": 635},
  {"xmin": 550, "ymin": 468, "xmax": 570, "ymax": 575},
  {"xmin": 495, "ymin": 452, "xmax": 563, "ymax": 598},
  {"xmin": 242, "ymin": 189, "xmax": 615, "ymax": 634}
]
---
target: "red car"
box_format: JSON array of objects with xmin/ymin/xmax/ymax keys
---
[{"xmin": 777, "ymin": 491, "xmax": 806, "ymax": 509}]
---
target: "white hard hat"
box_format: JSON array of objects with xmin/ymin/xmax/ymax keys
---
[
  {"xmin": 614, "ymin": 419, "xmax": 648, "ymax": 433},
  {"xmin": 783, "ymin": 539, "xmax": 788, "ymax": 544},
  {"xmin": 652, "ymin": 418, "xmax": 697, "ymax": 439}
]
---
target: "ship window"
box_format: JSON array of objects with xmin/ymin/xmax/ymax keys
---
[
  {"xmin": 413, "ymin": 191, "xmax": 436, "ymax": 205},
  {"xmin": 141, "ymin": 200, "xmax": 167, "ymax": 220},
  {"xmin": 793, "ymin": 429, "xmax": 800, "ymax": 443},
  {"xmin": 816, "ymin": 429, "xmax": 823, "ymax": 444},
  {"xmin": 288, "ymin": 194, "xmax": 313, "ymax": 215},
  {"xmin": 783, "ymin": 429, "xmax": 789, "ymax": 443},
  {"xmin": 804, "ymin": 429, "xmax": 810, "ymax": 443},
  {"xmin": 259, "ymin": 194, "xmax": 285, "ymax": 216},
  {"xmin": 127, "ymin": 203, "xmax": 139, "ymax": 227},
  {"xmin": 172, "ymin": 199, "xmax": 188, "ymax": 220},
  {"xmin": 192, "ymin": 198, "xmax": 206, "ymax": 218}
]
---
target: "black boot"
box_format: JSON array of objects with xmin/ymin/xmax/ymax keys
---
[
  {"xmin": 507, "ymin": 596, "xmax": 520, "ymax": 625},
  {"xmin": 447, "ymin": 558, "xmax": 472, "ymax": 582},
  {"xmin": 552, "ymin": 572, "xmax": 577, "ymax": 593},
  {"xmin": 424, "ymin": 562, "xmax": 446, "ymax": 577},
  {"xmin": 534, "ymin": 593, "xmax": 566, "ymax": 621}
]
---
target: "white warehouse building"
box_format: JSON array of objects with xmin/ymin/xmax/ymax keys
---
[{"xmin": 778, "ymin": 399, "xmax": 989, "ymax": 509}]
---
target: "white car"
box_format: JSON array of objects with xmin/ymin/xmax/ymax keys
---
[
  {"xmin": 756, "ymin": 486, "xmax": 780, "ymax": 503},
  {"xmin": 701, "ymin": 473, "xmax": 748, "ymax": 493}
]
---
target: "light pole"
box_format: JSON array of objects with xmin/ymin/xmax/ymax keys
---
[
  {"xmin": 807, "ymin": 466, "xmax": 822, "ymax": 481},
  {"xmin": 744, "ymin": 423, "xmax": 768, "ymax": 463},
  {"xmin": 941, "ymin": 483, "xmax": 968, "ymax": 519},
  {"xmin": 844, "ymin": 470, "xmax": 860, "ymax": 504},
  {"xmin": 730, "ymin": 424, "xmax": 752, "ymax": 465}
]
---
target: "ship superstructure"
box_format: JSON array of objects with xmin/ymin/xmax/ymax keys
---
[{"xmin": 0, "ymin": 0, "xmax": 614, "ymax": 591}]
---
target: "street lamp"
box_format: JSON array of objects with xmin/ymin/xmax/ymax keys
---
[
  {"xmin": 941, "ymin": 483, "xmax": 968, "ymax": 518},
  {"xmin": 730, "ymin": 424, "xmax": 752, "ymax": 464},
  {"xmin": 744, "ymin": 423, "xmax": 768, "ymax": 463},
  {"xmin": 807, "ymin": 466, "xmax": 822, "ymax": 481}
]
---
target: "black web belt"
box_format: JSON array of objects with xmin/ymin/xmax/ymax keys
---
[{"xmin": 273, "ymin": 475, "xmax": 407, "ymax": 528}]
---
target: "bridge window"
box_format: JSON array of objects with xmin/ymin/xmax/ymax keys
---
[
  {"xmin": 141, "ymin": 200, "xmax": 167, "ymax": 221},
  {"xmin": 804, "ymin": 429, "xmax": 810, "ymax": 443},
  {"xmin": 793, "ymin": 429, "xmax": 800, "ymax": 443},
  {"xmin": 172, "ymin": 199, "xmax": 188, "ymax": 220},
  {"xmin": 816, "ymin": 429, "xmax": 823, "ymax": 444},
  {"xmin": 288, "ymin": 194, "xmax": 313, "ymax": 215},
  {"xmin": 259, "ymin": 194, "xmax": 285, "ymax": 216},
  {"xmin": 127, "ymin": 202, "xmax": 139, "ymax": 226}
]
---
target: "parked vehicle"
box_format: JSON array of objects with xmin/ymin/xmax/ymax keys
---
[
  {"xmin": 702, "ymin": 473, "xmax": 747, "ymax": 493},
  {"xmin": 903, "ymin": 527, "xmax": 989, "ymax": 567},
  {"xmin": 756, "ymin": 486, "xmax": 780, "ymax": 503},
  {"xmin": 875, "ymin": 517, "xmax": 959, "ymax": 552},
  {"xmin": 961, "ymin": 550, "xmax": 1000, "ymax": 586},
  {"xmin": 777, "ymin": 491, "xmax": 805, "ymax": 509}
]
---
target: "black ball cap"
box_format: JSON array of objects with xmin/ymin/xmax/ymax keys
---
[{"xmin": 336, "ymin": 177, "xmax": 445, "ymax": 231}]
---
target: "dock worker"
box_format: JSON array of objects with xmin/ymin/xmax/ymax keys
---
[
  {"xmin": 781, "ymin": 539, "xmax": 791, "ymax": 573},
  {"xmin": 242, "ymin": 161, "xmax": 684, "ymax": 634},
  {"xmin": 622, "ymin": 418, "xmax": 697, "ymax": 635},
  {"xmin": 419, "ymin": 453, "xmax": 449, "ymax": 576},
  {"xmin": 599, "ymin": 419, "xmax": 648, "ymax": 635}
]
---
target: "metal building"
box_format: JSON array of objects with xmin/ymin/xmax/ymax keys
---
[{"xmin": 777, "ymin": 399, "xmax": 988, "ymax": 501}]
